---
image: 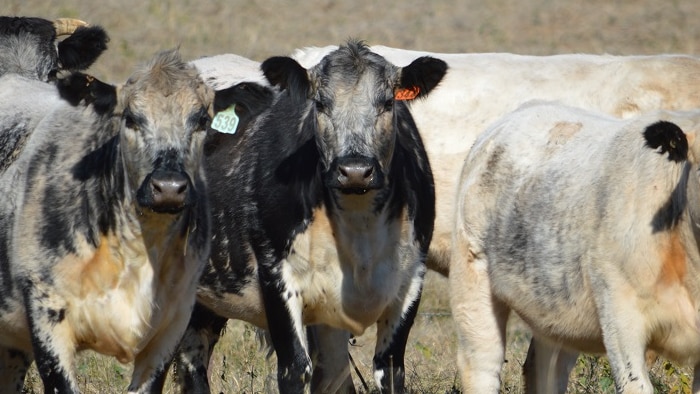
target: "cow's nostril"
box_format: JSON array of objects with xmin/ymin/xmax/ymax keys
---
[
  {"xmin": 338, "ymin": 165, "xmax": 373, "ymax": 180},
  {"xmin": 152, "ymin": 179, "xmax": 187, "ymax": 195},
  {"xmin": 150, "ymin": 176, "xmax": 189, "ymax": 202},
  {"xmin": 332, "ymin": 157, "xmax": 382, "ymax": 193}
]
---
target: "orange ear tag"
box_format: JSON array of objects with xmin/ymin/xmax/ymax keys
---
[{"xmin": 394, "ymin": 86, "xmax": 420, "ymax": 100}]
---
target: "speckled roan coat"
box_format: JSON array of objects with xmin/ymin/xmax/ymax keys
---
[
  {"xmin": 451, "ymin": 102, "xmax": 700, "ymax": 394},
  {"xmin": 171, "ymin": 40, "xmax": 446, "ymax": 394},
  {"xmin": 0, "ymin": 49, "xmax": 215, "ymax": 394}
]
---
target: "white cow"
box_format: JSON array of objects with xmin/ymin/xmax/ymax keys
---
[{"xmin": 451, "ymin": 101, "xmax": 700, "ymax": 394}]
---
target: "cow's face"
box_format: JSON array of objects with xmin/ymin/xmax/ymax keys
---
[
  {"xmin": 118, "ymin": 50, "xmax": 213, "ymax": 214},
  {"xmin": 309, "ymin": 47, "xmax": 399, "ymax": 195},
  {"xmin": 263, "ymin": 41, "xmax": 447, "ymax": 199}
]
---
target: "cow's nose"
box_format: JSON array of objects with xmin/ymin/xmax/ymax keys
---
[
  {"xmin": 149, "ymin": 172, "xmax": 189, "ymax": 210},
  {"xmin": 329, "ymin": 156, "xmax": 383, "ymax": 194},
  {"xmin": 338, "ymin": 163, "xmax": 374, "ymax": 186}
]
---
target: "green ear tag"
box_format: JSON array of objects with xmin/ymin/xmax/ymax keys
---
[{"xmin": 211, "ymin": 104, "xmax": 240, "ymax": 134}]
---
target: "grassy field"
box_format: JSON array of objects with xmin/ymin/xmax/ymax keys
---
[{"xmin": 7, "ymin": 0, "xmax": 700, "ymax": 392}]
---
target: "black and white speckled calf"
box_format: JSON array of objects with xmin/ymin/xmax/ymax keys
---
[{"xmin": 0, "ymin": 49, "xmax": 216, "ymax": 393}]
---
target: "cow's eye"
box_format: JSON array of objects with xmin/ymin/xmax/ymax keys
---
[
  {"xmin": 382, "ymin": 98, "xmax": 394, "ymax": 113},
  {"xmin": 315, "ymin": 99, "xmax": 325, "ymax": 113},
  {"xmin": 47, "ymin": 69, "xmax": 58, "ymax": 82},
  {"xmin": 196, "ymin": 113, "xmax": 211, "ymax": 132},
  {"xmin": 124, "ymin": 114, "xmax": 139, "ymax": 131}
]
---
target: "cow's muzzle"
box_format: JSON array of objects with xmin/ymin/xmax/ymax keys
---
[
  {"xmin": 327, "ymin": 156, "xmax": 384, "ymax": 194},
  {"xmin": 137, "ymin": 169, "xmax": 194, "ymax": 214}
]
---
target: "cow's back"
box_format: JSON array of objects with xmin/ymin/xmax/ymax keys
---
[{"xmin": 0, "ymin": 75, "xmax": 63, "ymax": 173}]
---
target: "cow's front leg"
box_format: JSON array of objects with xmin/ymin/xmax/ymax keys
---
[
  {"xmin": 0, "ymin": 346, "xmax": 33, "ymax": 393},
  {"xmin": 22, "ymin": 285, "xmax": 79, "ymax": 393},
  {"xmin": 523, "ymin": 337, "xmax": 578, "ymax": 394},
  {"xmin": 169, "ymin": 302, "xmax": 229, "ymax": 394},
  {"xmin": 128, "ymin": 298, "xmax": 197, "ymax": 394},
  {"xmin": 308, "ymin": 325, "xmax": 356, "ymax": 393},
  {"xmin": 372, "ymin": 271, "xmax": 425, "ymax": 393},
  {"xmin": 259, "ymin": 260, "xmax": 311, "ymax": 394}
]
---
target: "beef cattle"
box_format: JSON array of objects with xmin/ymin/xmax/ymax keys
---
[
  {"xmin": 0, "ymin": 16, "xmax": 108, "ymax": 81},
  {"xmin": 0, "ymin": 49, "xmax": 215, "ymax": 393},
  {"xmin": 170, "ymin": 40, "xmax": 446, "ymax": 393},
  {"xmin": 450, "ymin": 101, "xmax": 700, "ymax": 393},
  {"xmin": 193, "ymin": 47, "xmax": 700, "ymax": 391}
]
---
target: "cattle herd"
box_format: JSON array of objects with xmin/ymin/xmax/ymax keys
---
[{"xmin": 2, "ymin": 14, "xmax": 700, "ymax": 394}]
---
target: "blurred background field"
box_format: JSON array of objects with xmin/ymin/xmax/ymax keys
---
[
  {"xmin": 6, "ymin": 0, "xmax": 700, "ymax": 392},
  {"xmin": 7, "ymin": 0, "xmax": 700, "ymax": 81}
]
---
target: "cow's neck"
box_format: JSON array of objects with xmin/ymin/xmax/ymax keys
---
[{"xmin": 327, "ymin": 190, "xmax": 401, "ymax": 287}]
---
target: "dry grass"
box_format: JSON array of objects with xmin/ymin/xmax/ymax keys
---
[
  {"xmin": 7, "ymin": 0, "xmax": 700, "ymax": 81},
  {"xmin": 8, "ymin": 0, "xmax": 700, "ymax": 392}
]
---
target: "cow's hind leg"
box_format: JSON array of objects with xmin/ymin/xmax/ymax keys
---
[
  {"xmin": 593, "ymin": 280, "xmax": 652, "ymax": 394},
  {"xmin": 523, "ymin": 337, "xmax": 578, "ymax": 394},
  {"xmin": 170, "ymin": 302, "xmax": 229, "ymax": 394},
  {"xmin": 0, "ymin": 346, "xmax": 32, "ymax": 393},
  {"xmin": 449, "ymin": 240, "xmax": 509, "ymax": 394},
  {"xmin": 308, "ymin": 324, "xmax": 356, "ymax": 393},
  {"xmin": 692, "ymin": 362, "xmax": 700, "ymax": 394}
]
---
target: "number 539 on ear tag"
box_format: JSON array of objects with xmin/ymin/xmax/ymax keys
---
[{"xmin": 211, "ymin": 104, "xmax": 240, "ymax": 134}]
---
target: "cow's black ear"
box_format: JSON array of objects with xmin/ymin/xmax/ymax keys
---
[
  {"xmin": 57, "ymin": 72, "xmax": 117, "ymax": 116},
  {"xmin": 57, "ymin": 25, "xmax": 109, "ymax": 71},
  {"xmin": 643, "ymin": 120, "xmax": 688, "ymax": 163},
  {"xmin": 213, "ymin": 82, "xmax": 274, "ymax": 115},
  {"xmin": 397, "ymin": 56, "xmax": 447, "ymax": 100},
  {"xmin": 261, "ymin": 56, "xmax": 310, "ymax": 100},
  {"xmin": 213, "ymin": 85, "xmax": 239, "ymax": 114}
]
